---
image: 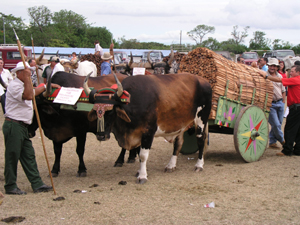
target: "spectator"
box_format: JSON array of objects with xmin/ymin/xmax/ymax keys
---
[
  {"xmin": 94, "ymin": 40, "xmax": 103, "ymax": 57},
  {"xmin": 266, "ymin": 58, "xmax": 286, "ymax": 148},
  {"xmin": 264, "ymin": 65, "xmax": 300, "ymax": 156},
  {"xmin": 237, "ymin": 56, "xmax": 245, "ymax": 64},
  {"xmin": 259, "ymin": 57, "xmax": 268, "ymax": 71},
  {"xmin": 278, "ymin": 61, "xmax": 287, "ymax": 78},
  {"xmin": 3, "ymin": 62, "xmax": 60, "ymax": 195},
  {"xmin": 71, "ymin": 52, "xmax": 77, "ymax": 62},
  {"xmin": 101, "ymin": 52, "xmax": 113, "ymax": 76},
  {"xmin": 0, "ymin": 58, "xmax": 13, "ymax": 113},
  {"xmin": 28, "ymin": 58, "xmax": 38, "ymax": 87},
  {"xmin": 42, "ymin": 56, "xmax": 64, "ymax": 83}
]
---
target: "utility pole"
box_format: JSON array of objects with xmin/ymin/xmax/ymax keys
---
[{"xmin": 180, "ymin": 30, "xmax": 182, "ymax": 51}]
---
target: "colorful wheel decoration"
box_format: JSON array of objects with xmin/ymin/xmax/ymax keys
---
[{"xmin": 234, "ymin": 105, "xmax": 269, "ymax": 162}]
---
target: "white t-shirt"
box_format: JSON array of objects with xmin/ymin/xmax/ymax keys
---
[
  {"xmin": 0, "ymin": 69, "xmax": 13, "ymax": 95},
  {"xmin": 4, "ymin": 78, "xmax": 33, "ymax": 124},
  {"xmin": 50, "ymin": 63, "xmax": 65, "ymax": 78},
  {"xmin": 95, "ymin": 43, "xmax": 103, "ymax": 56}
]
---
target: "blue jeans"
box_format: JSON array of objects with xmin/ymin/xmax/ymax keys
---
[{"xmin": 268, "ymin": 100, "xmax": 285, "ymax": 145}]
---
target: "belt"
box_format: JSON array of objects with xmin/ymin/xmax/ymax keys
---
[
  {"xmin": 272, "ymin": 98, "xmax": 283, "ymax": 103},
  {"xmin": 5, "ymin": 117, "xmax": 29, "ymax": 128},
  {"xmin": 289, "ymin": 104, "xmax": 300, "ymax": 111}
]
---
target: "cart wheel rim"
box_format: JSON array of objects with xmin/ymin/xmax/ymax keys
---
[{"xmin": 234, "ymin": 105, "xmax": 269, "ymax": 162}]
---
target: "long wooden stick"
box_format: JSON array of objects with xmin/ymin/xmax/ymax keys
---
[
  {"xmin": 13, "ymin": 29, "xmax": 56, "ymax": 195},
  {"xmin": 31, "ymin": 34, "xmax": 40, "ymax": 85}
]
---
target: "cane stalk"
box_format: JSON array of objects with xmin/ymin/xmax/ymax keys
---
[{"xmin": 13, "ymin": 28, "xmax": 56, "ymax": 195}]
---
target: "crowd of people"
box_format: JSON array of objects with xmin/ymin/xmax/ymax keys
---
[{"xmin": 237, "ymin": 54, "xmax": 300, "ymax": 156}]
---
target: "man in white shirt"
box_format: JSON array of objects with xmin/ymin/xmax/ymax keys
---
[
  {"xmin": 94, "ymin": 40, "xmax": 103, "ymax": 56},
  {"xmin": 3, "ymin": 61, "xmax": 60, "ymax": 195},
  {"xmin": 49, "ymin": 56, "xmax": 65, "ymax": 79}
]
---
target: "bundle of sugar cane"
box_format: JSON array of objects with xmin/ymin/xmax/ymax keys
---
[{"xmin": 179, "ymin": 47, "xmax": 273, "ymax": 120}]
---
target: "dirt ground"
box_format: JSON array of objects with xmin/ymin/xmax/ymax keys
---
[{"xmin": 0, "ymin": 111, "xmax": 299, "ymax": 225}]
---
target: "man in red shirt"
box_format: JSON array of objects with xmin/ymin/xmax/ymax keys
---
[{"xmin": 264, "ymin": 65, "xmax": 300, "ymax": 156}]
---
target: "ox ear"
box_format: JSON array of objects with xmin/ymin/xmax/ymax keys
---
[{"xmin": 116, "ymin": 107, "xmax": 131, "ymax": 123}]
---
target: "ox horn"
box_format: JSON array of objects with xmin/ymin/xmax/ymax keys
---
[
  {"xmin": 147, "ymin": 51, "xmax": 153, "ymax": 64},
  {"xmin": 36, "ymin": 48, "xmax": 45, "ymax": 65},
  {"xmin": 113, "ymin": 72, "xmax": 123, "ymax": 97},
  {"xmin": 129, "ymin": 52, "xmax": 133, "ymax": 68},
  {"xmin": 168, "ymin": 49, "xmax": 174, "ymax": 66},
  {"xmin": 43, "ymin": 74, "xmax": 52, "ymax": 97},
  {"xmin": 83, "ymin": 71, "xmax": 93, "ymax": 96}
]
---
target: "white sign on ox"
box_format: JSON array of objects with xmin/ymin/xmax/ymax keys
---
[
  {"xmin": 133, "ymin": 67, "xmax": 146, "ymax": 76},
  {"xmin": 53, "ymin": 87, "xmax": 83, "ymax": 105}
]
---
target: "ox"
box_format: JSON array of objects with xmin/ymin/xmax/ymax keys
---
[
  {"xmin": 28, "ymin": 72, "xmax": 138, "ymax": 177},
  {"xmin": 60, "ymin": 60, "xmax": 98, "ymax": 77},
  {"xmin": 84, "ymin": 73, "xmax": 212, "ymax": 183}
]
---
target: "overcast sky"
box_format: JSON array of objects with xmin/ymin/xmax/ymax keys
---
[{"xmin": 2, "ymin": 0, "xmax": 300, "ymax": 47}]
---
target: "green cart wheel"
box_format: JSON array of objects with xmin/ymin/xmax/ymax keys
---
[{"xmin": 234, "ymin": 105, "xmax": 269, "ymax": 162}]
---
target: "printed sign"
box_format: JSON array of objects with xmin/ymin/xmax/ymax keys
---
[
  {"xmin": 133, "ymin": 67, "xmax": 146, "ymax": 76},
  {"xmin": 53, "ymin": 87, "xmax": 83, "ymax": 105}
]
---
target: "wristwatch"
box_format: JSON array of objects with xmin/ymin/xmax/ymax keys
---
[{"xmin": 265, "ymin": 74, "xmax": 269, "ymax": 79}]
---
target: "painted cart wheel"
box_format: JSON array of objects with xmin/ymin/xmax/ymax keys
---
[{"xmin": 234, "ymin": 105, "xmax": 269, "ymax": 162}]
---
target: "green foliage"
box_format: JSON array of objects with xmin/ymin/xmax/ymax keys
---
[
  {"xmin": 86, "ymin": 26, "xmax": 112, "ymax": 48},
  {"xmin": 201, "ymin": 37, "xmax": 220, "ymax": 51},
  {"xmin": 0, "ymin": 13, "xmax": 28, "ymax": 44},
  {"xmin": 249, "ymin": 31, "xmax": 271, "ymax": 50},
  {"xmin": 219, "ymin": 39, "xmax": 248, "ymax": 54},
  {"xmin": 292, "ymin": 44, "xmax": 300, "ymax": 55},
  {"xmin": 47, "ymin": 39, "xmax": 69, "ymax": 47}
]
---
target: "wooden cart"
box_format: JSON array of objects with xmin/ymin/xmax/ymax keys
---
[
  {"xmin": 181, "ymin": 80, "xmax": 270, "ymax": 162},
  {"xmin": 179, "ymin": 47, "xmax": 273, "ymax": 162}
]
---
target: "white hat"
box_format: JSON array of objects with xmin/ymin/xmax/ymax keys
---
[
  {"xmin": 101, "ymin": 52, "xmax": 113, "ymax": 60},
  {"xmin": 267, "ymin": 58, "xmax": 279, "ymax": 66},
  {"xmin": 11, "ymin": 62, "xmax": 36, "ymax": 73}
]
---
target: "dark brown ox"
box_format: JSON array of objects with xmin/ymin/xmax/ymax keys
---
[
  {"xmin": 84, "ymin": 73, "xmax": 212, "ymax": 184},
  {"xmin": 28, "ymin": 72, "xmax": 137, "ymax": 177}
]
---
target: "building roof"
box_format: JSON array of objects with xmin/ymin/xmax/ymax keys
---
[{"xmin": 26, "ymin": 46, "xmax": 174, "ymax": 58}]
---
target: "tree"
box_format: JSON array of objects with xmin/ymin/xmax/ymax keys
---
[
  {"xmin": 201, "ymin": 37, "xmax": 220, "ymax": 50},
  {"xmin": 86, "ymin": 26, "xmax": 113, "ymax": 48},
  {"xmin": 187, "ymin": 24, "xmax": 215, "ymax": 45},
  {"xmin": 0, "ymin": 13, "xmax": 28, "ymax": 44},
  {"xmin": 231, "ymin": 25, "xmax": 250, "ymax": 45},
  {"xmin": 52, "ymin": 10, "xmax": 89, "ymax": 47},
  {"xmin": 249, "ymin": 31, "xmax": 270, "ymax": 50},
  {"xmin": 27, "ymin": 6, "xmax": 54, "ymax": 46},
  {"xmin": 292, "ymin": 44, "xmax": 300, "ymax": 55}
]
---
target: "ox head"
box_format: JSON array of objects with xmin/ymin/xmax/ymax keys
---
[
  {"xmin": 151, "ymin": 49, "xmax": 175, "ymax": 74},
  {"xmin": 60, "ymin": 58, "xmax": 79, "ymax": 73},
  {"xmin": 83, "ymin": 73, "xmax": 131, "ymax": 141}
]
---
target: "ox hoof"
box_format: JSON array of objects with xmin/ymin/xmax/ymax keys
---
[
  {"xmin": 76, "ymin": 172, "xmax": 87, "ymax": 177},
  {"xmin": 49, "ymin": 173, "xmax": 58, "ymax": 178},
  {"xmin": 194, "ymin": 167, "xmax": 203, "ymax": 172},
  {"xmin": 136, "ymin": 178, "xmax": 147, "ymax": 184},
  {"xmin": 114, "ymin": 162, "xmax": 124, "ymax": 167},
  {"xmin": 135, "ymin": 172, "xmax": 139, "ymax": 178},
  {"xmin": 164, "ymin": 167, "xmax": 176, "ymax": 173},
  {"xmin": 127, "ymin": 159, "xmax": 136, "ymax": 164}
]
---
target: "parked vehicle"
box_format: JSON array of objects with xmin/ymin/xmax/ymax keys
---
[
  {"xmin": 141, "ymin": 50, "xmax": 164, "ymax": 63},
  {"xmin": 263, "ymin": 50, "xmax": 295, "ymax": 61},
  {"xmin": 114, "ymin": 51, "xmax": 129, "ymax": 64},
  {"xmin": 0, "ymin": 44, "xmax": 32, "ymax": 70},
  {"xmin": 241, "ymin": 52, "xmax": 259, "ymax": 66}
]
